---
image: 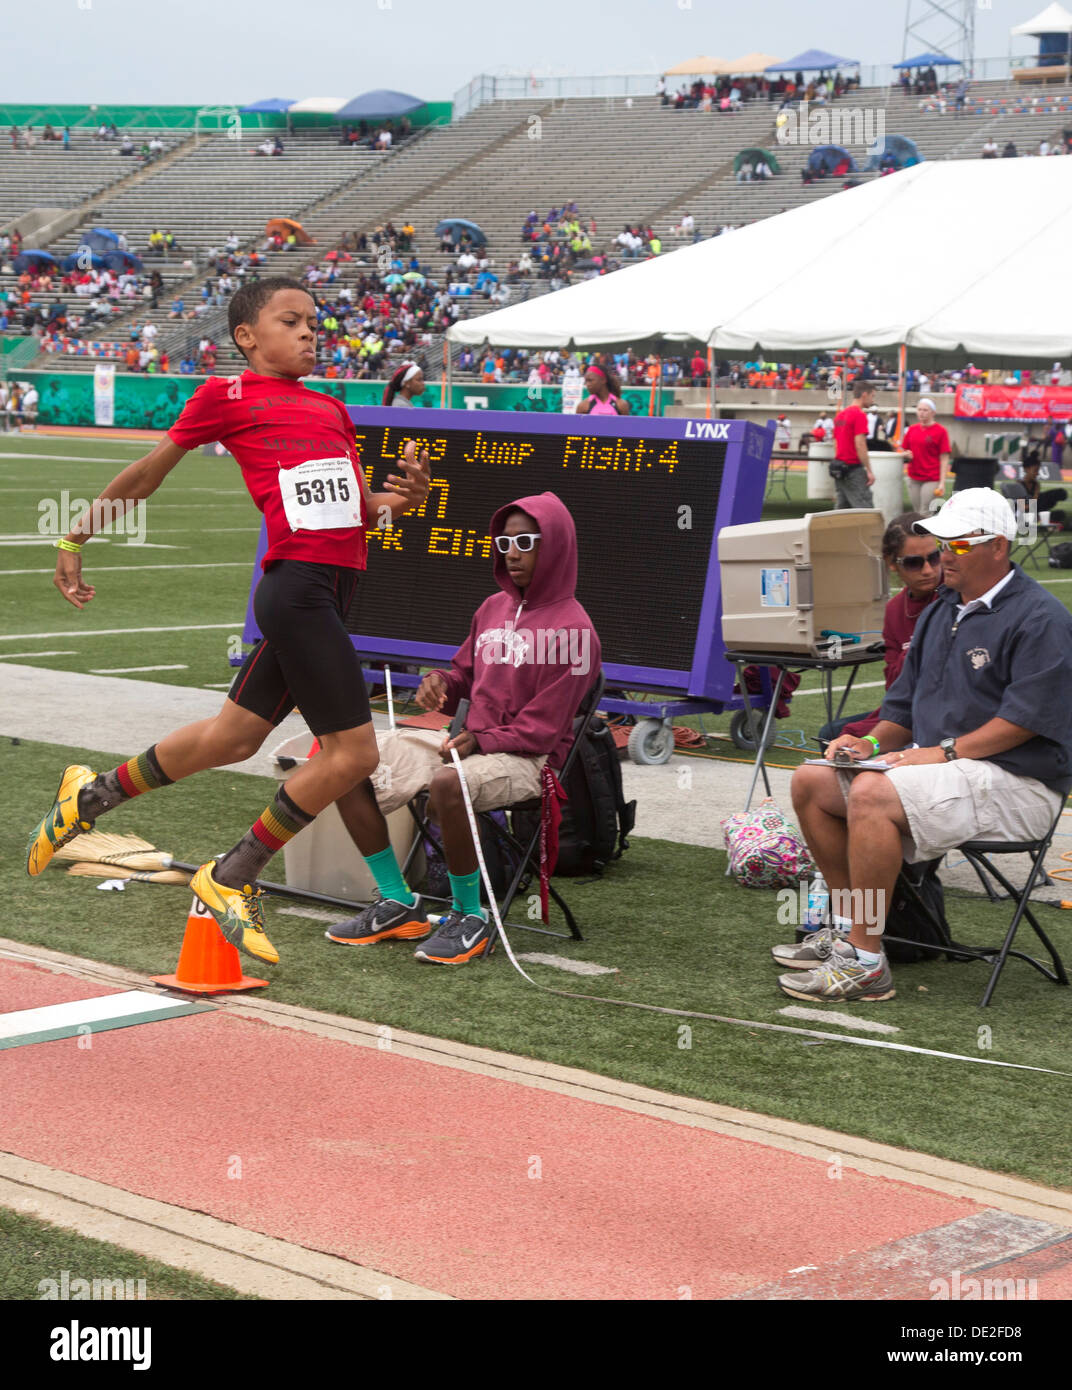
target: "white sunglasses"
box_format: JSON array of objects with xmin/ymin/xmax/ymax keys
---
[{"xmin": 494, "ymin": 533, "xmax": 541, "ymax": 554}]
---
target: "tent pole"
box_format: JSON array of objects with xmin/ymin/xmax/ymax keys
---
[
  {"xmin": 444, "ymin": 339, "xmax": 452, "ymax": 408},
  {"xmin": 895, "ymin": 342, "xmax": 907, "ymax": 446},
  {"xmin": 707, "ymin": 347, "xmax": 714, "ymax": 419}
]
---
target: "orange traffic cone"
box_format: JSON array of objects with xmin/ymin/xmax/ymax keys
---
[{"xmin": 152, "ymin": 896, "xmax": 268, "ymax": 994}]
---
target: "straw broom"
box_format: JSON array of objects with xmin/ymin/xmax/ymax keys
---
[
  {"xmin": 53, "ymin": 830, "xmax": 370, "ymax": 910},
  {"xmin": 66, "ymin": 862, "xmax": 192, "ymax": 886}
]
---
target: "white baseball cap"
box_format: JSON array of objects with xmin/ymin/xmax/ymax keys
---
[{"xmin": 912, "ymin": 487, "xmax": 1017, "ymax": 540}]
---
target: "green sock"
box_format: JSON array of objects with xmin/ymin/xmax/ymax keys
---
[
  {"xmin": 449, "ymin": 869, "xmax": 486, "ymax": 921},
  {"xmin": 366, "ymin": 846, "xmax": 415, "ymax": 906}
]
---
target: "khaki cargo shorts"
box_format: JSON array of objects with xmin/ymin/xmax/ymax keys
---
[
  {"xmin": 371, "ymin": 727, "xmax": 546, "ymax": 815},
  {"xmin": 836, "ymin": 759, "xmax": 1062, "ymax": 863}
]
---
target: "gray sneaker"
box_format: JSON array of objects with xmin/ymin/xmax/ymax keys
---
[
  {"xmin": 325, "ymin": 896, "xmax": 430, "ymax": 946},
  {"xmin": 778, "ymin": 940, "xmax": 896, "ymax": 1002},
  {"xmin": 771, "ymin": 926, "xmax": 846, "ymax": 970}
]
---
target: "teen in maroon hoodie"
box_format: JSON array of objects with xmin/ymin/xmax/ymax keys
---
[{"xmin": 328, "ymin": 491, "xmax": 601, "ymax": 964}]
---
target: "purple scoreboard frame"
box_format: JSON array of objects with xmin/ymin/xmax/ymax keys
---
[{"xmin": 240, "ymin": 406, "xmax": 773, "ymax": 709}]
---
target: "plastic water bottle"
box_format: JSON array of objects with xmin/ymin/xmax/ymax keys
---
[{"xmin": 804, "ymin": 872, "xmax": 829, "ymax": 930}]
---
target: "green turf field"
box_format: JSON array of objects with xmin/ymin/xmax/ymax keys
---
[
  {"xmin": 0, "ymin": 1207, "xmax": 256, "ymax": 1300},
  {"xmin": 2, "ymin": 433, "xmax": 1071, "ymax": 1191}
]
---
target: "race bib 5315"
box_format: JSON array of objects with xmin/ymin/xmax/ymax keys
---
[{"xmin": 278, "ymin": 456, "xmax": 363, "ymax": 532}]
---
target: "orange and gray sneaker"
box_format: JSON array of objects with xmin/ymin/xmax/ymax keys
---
[
  {"xmin": 189, "ymin": 860, "xmax": 279, "ymax": 966},
  {"xmin": 325, "ymin": 895, "xmax": 431, "ymax": 946},
  {"xmin": 26, "ymin": 764, "xmax": 97, "ymax": 877},
  {"xmin": 414, "ymin": 910, "xmax": 493, "ymax": 965}
]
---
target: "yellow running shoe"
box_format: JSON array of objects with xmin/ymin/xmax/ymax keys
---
[
  {"xmin": 26, "ymin": 764, "xmax": 97, "ymax": 877},
  {"xmin": 190, "ymin": 860, "xmax": 279, "ymax": 966}
]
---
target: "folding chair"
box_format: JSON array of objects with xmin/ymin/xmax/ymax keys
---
[
  {"xmin": 884, "ymin": 805, "xmax": 1068, "ymax": 1006},
  {"xmin": 1001, "ymin": 481, "xmax": 1060, "ymax": 568},
  {"xmin": 399, "ymin": 671, "xmax": 607, "ymax": 948}
]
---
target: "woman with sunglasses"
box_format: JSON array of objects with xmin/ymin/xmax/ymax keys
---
[{"xmin": 818, "ymin": 513, "xmax": 941, "ymax": 746}]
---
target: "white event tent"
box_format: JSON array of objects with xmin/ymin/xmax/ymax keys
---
[{"xmin": 447, "ymin": 158, "xmax": 1072, "ymax": 359}]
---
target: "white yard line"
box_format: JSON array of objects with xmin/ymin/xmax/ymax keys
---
[
  {"xmin": 517, "ymin": 952, "xmax": 620, "ymax": 977},
  {"xmin": 0, "ymin": 622, "xmax": 239, "ymax": 641},
  {"xmin": 0, "ymin": 650, "xmax": 76, "ymax": 660},
  {"xmin": 0, "ymin": 452, "xmax": 141, "ymax": 464},
  {"xmin": 778, "ymin": 1005, "xmax": 901, "ymax": 1035},
  {"xmin": 90, "ymin": 664, "xmax": 189, "ymax": 674},
  {"xmin": 0, "ymin": 562, "xmax": 250, "ymax": 576}
]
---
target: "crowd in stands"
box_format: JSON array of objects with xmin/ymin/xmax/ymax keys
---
[
  {"xmin": 981, "ymin": 132, "xmax": 1072, "ymax": 158},
  {"xmin": 339, "ymin": 117, "xmax": 413, "ymax": 150},
  {"xmin": 659, "ymin": 69, "xmax": 858, "ymax": 112}
]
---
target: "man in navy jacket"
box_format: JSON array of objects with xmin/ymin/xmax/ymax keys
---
[{"xmin": 780, "ymin": 488, "xmax": 1072, "ymax": 1002}]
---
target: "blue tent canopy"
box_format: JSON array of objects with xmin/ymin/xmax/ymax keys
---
[
  {"xmin": 12, "ymin": 250, "xmax": 57, "ymax": 273},
  {"xmin": 865, "ymin": 134, "xmax": 923, "ymax": 170},
  {"xmin": 103, "ymin": 250, "xmax": 143, "ymax": 273},
  {"xmin": 90, "ymin": 227, "xmax": 120, "ymax": 242},
  {"xmin": 893, "ymin": 52, "xmax": 960, "ymax": 68},
  {"xmin": 335, "ymin": 90, "xmax": 425, "ymax": 120},
  {"xmin": 765, "ymin": 48, "xmax": 859, "ymax": 73},
  {"xmin": 806, "ymin": 144, "xmax": 858, "ymax": 173},
  {"xmin": 62, "ymin": 251, "xmax": 107, "ymax": 271},
  {"xmin": 434, "ymin": 218, "xmax": 487, "ymax": 246},
  {"xmin": 239, "ymin": 98, "xmax": 296, "ymax": 113}
]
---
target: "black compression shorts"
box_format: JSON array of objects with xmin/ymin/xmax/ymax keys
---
[{"xmin": 228, "ymin": 560, "xmax": 371, "ymax": 736}]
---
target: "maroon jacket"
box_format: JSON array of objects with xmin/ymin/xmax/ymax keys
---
[
  {"xmin": 431, "ymin": 492, "xmax": 601, "ymax": 769},
  {"xmin": 842, "ymin": 587, "xmax": 939, "ymax": 738}
]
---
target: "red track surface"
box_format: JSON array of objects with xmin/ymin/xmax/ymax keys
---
[{"xmin": 1, "ymin": 959, "xmax": 1068, "ymax": 1300}]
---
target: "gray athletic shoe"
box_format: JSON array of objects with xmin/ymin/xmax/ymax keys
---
[
  {"xmin": 771, "ymin": 926, "xmax": 847, "ymax": 970},
  {"xmin": 778, "ymin": 940, "xmax": 896, "ymax": 1002},
  {"xmin": 324, "ymin": 896, "xmax": 430, "ymax": 945}
]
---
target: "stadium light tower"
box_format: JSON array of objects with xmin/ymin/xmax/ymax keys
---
[{"xmin": 902, "ymin": 0, "xmax": 977, "ymax": 75}]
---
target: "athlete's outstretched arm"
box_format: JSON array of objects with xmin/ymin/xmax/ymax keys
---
[{"xmin": 53, "ymin": 437, "xmax": 188, "ymax": 609}]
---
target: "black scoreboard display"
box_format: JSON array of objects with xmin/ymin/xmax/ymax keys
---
[{"xmin": 241, "ymin": 407, "xmax": 772, "ymax": 703}]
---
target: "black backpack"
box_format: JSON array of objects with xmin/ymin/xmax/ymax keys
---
[
  {"xmin": 1048, "ymin": 542, "xmax": 1072, "ymax": 569},
  {"xmin": 883, "ymin": 859, "xmax": 965, "ymax": 964},
  {"xmin": 553, "ymin": 715, "xmax": 637, "ymax": 876}
]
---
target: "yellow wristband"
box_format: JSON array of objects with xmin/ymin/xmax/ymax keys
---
[{"xmin": 55, "ymin": 538, "xmax": 84, "ymax": 554}]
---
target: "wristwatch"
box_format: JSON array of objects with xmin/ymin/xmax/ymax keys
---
[{"xmin": 940, "ymin": 738, "xmax": 958, "ymax": 762}]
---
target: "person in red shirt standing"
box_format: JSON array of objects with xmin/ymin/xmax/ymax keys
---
[
  {"xmin": 818, "ymin": 513, "xmax": 941, "ymax": 744},
  {"xmin": 831, "ymin": 379, "xmax": 876, "ymax": 508},
  {"xmin": 901, "ymin": 397, "xmax": 950, "ymax": 513},
  {"xmin": 28, "ymin": 277, "xmax": 430, "ymax": 967}
]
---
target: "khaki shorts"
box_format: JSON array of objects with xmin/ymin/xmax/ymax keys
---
[
  {"xmin": 836, "ymin": 759, "xmax": 1062, "ymax": 863},
  {"xmin": 371, "ymin": 727, "xmax": 545, "ymax": 815}
]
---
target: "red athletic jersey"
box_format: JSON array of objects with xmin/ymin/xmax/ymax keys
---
[
  {"xmin": 167, "ymin": 371, "xmax": 368, "ymax": 571},
  {"xmin": 902, "ymin": 421, "xmax": 950, "ymax": 482},
  {"xmin": 833, "ymin": 404, "xmax": 868, "ymax": 464}
]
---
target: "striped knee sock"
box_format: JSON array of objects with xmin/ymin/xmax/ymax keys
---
[
  {"xmin": 77, "ymin": 745, "xmax": 173, "ymax": 821},
  {"xmin": 214, "ymin": 785, "xmax": 314, "ymax": 889}
]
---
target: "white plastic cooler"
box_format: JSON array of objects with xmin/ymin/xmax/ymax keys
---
[{"xmin": 718, "ymin": 509, "xmax": 888, "ymax": 656}]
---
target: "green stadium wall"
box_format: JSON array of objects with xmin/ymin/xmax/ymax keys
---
[
  {"xmin": 0, "ymin": 102, "xmax": 452, "ymax": 131},
  {"xmin": 15, "ymin": 371, "xmax": 654, "ymax": 428}
]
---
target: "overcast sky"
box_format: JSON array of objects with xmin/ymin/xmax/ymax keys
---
[{"xmin": 3, "ymin": 0, "xmax": 1043, "ymax": 105}]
